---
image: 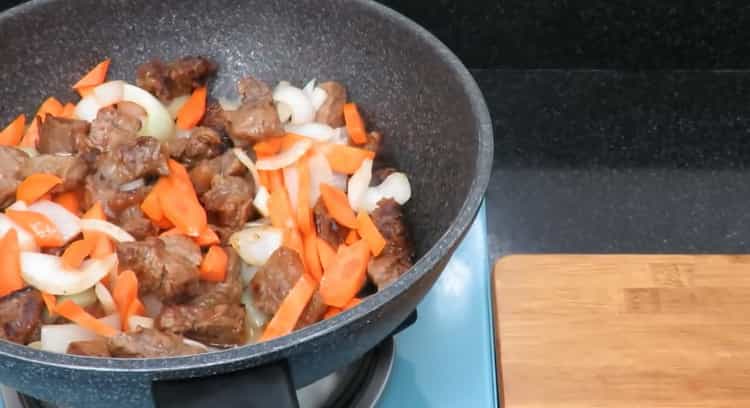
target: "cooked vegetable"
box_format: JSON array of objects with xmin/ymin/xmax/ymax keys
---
[
  {"xmin": 230, "ymin": 225, "xmax": 283, "ymax": 266},
  {"xmin": 316, "ymin": 237, "xmax": 336, "ymax": 271},
  {"xmin": 125, "ymin": 299, "xmax": 145, "ymax": 330},
  {"xmin": 320, "ymin": 184, "xmax": 357, "ymax": 229},
  {"xmin": 0, "ymin": 114, "xmax": 25, "ymax": 146},
  {"xmin": 345, "ymin": 229, "xmax": 360, "ymax": 245},
  {"xmin": 166, "ymin": 95, "xmax": 190, "ymax": 118},
  {"xmin": 58, "ymin": 287, "xmax": 98, "ymax": 309},
  {"xmin": 319, "ymin": 240, "xmax": 370, "ymax": 308},
  {"xmin": 200, "ymin": 246, "xmax": 228, "ymax": 282},
  {"xmin": 253, "ymin": 186, "xmax": 271, "ymax": 217},
  {"xmin": 296, "ymin": 159, "xmax": 313, "ymax": 235},
  {"xmin": 53, "ymin": 191, "xmax": 81, "ymax": 215},
  {"xmin": 283, "ymin": 228, "xmax": 306, "ymax": 267},
  {"xmin": 113, "ymin": 269, "xmax": 139, "ymax": 331},
  {"xmin": 61, "ymin": 103, "xmax": 76, "ymax": 119},
  {"xmin": 232, "ymin": 148, "xmax": 262, "ymax": 188},
  {"xmin": 127, "ymin": 315, "xmax": 154, "ymax": 331},
  {"xmin": 260, "ymin": 273, "xmax": 317, "ymax": 341},
  {"xmin": 347, "ymin": 158, "xmax": 372, "ymax": 210},
  {"xmin": 56, "ymin": 300, "xmax": 118, "ymax": 338},
  {"xmin": 94, "ymin": 282, "xmax": 117, "ymax": 315},
  {"xmin": 0, "ymin": 230, "xmax": 24, "ymax": 297},
  {"xmin": 61, "ymin": 238, "xmax": 95, "ymax": 269},
  {"xmin": 361, "ymin": 172, "xmax": 412, "ymax": 212},
  {"xmin": 254, "ymin": 138, "xmax": 283, "ymax": 156},
  {"xmin": 81, "ymin": 202, "xmax": 114, "ymax": 259},
  {"xmin": 256, "ymin": 139, "xmax": 313, "ymax": 171},
  {"xmin": 356, "ymin": 211, "xmax": 386, "ymax": 256},
  {"xmin": 343, "ymin": 103, "xmax": 367, "ymax": 145},
  {"xmin": 0, "ymin": 214, "xmax": 38, "ymax": 252},
  {"xmin": 158, "ymin": 160, "xmax": 207, "ymax": 237},
  {"xmin": 176, "ymin": 86, "xmax": 207, "ymax": 129},
  {"xmin": 20, "ymin": 253, "xmax": 116, "ymax": 296},
  {"xmin": 80, "ymin": 219, "xmax": 135, "ymax": 242},
  {"xmin": 323, "ymin": 298, "xmax": 362, "ymax": 319},
  {"xmin": 16, "ymin": 173, "xmax": 62, "ymax": 204},
  {"xmin": 283, "ymin": 165, "xmax": 299, "ymax": 213},
  {"xmin": 324, "ymin": 144, "xmax": 376, "ymax": 175},
  {"xmin": 5, "ymin": 210, "xmax": 65, "ymax": 248},
  {"xmin": 269, "ymin": 181, "xmax": 296, "ymax": 230},
  {"xmin": 73, "ymin": 59, "xmax": 111, "ymax": 90},
  {"xmin": 303, "ymin": 231, "xmax": 322, "ymax": 281},
  {"xmin": 284, "ymin": 123, "xmax": 335, "ymax": 142},
  {"xmin": 273, "ymin": 82, "xmax": 314, "ymax": 125},
  {"xmin": 28, "ymin": 200, "xmax": 82, "ymax": 244},
  {"xmin": 41, "ymin": 292, "xmax": 57, "ymax": 315},
  {"xmin": 40, "ymin": 314, "xmax": 119, "ymax": 353}
]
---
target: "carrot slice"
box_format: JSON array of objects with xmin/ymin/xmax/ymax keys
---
[
  {"xmin": 176, "ymin": 86, "xmax": 207, "ymax": 130},
  {"xmin": 356, "ymin": 211, "xmax": 387, "ymax": 256},
  {"xmin": 0, "ymin": 230, "xmax": 24, "ymax": 297},
  {"xmin": 113, "ymin": 270, "xmax": 138, "ymax": 331},
  {"xmin": 124, "ymin": 298, "xmax": 145, "ymax": 329},
  {"xmin": 77, "ymin": 85, "xmax": 95, "ymax": 98},
  {"xmin": 6, "ymin": 210, "xmax": 64, "ymax": 248},
  {"xmin": 16, "ymin": 173, "xmax": 62, "ymax": 204},
  {"xmin": 269, "ymin": 169, "xmax": 285, "ymax": 193},
  {"xmin": 61, "ymin": 238, "xmax": 95, "ymax": 269},
  {"xmin": 140, "ymin": 179, "xmax": 171, "ymax": 227},
  {"xmin": 320, "ymin": 184, "xmax": 357, "ymax": 228},
  {"xmin": 56, "ymin": 299, "xmax": 118, "ymax": 337},
  {"xmin": 36, "ymin": 97, "xmax": 64, "ymax": 119},
  {"xmin": 269, "ymin": 183, "xmax": 296, "ymax": 230},
  {"xmin": 343, "ymin": 103, "xmax": 367, "ymax": 145},
  {"xmin": 53, "ymin": 190, "xmax": 81, "ymax": 215},
  {"xmin": 296, "ymin": 159, "xmax": 313, "ymax": 235},
  {"xmin": 324, "ymin": 144, "xmax": 376, "ymax": 175},
  {"xmin": 345, "ymin": 229, "xmax": 359, "ymax": 245},
  {"xmin": 283, "ymin": 228, "xmax": 306, "ymax": 268},
  {"xmin": 254, "ymin": 138, "xmax": 283, "ymax": 156},
  {"xmin": 0, "ymin": 114, "xmax": 25, "ymax": 146},
  {"xmin": 41, "ymin": 292, "xmax": 57, "ymax": 315},
  {"xmin": 323, "ymin": 307, "xmax": 341, "ymax": 319},
  {"xmin": 158, "ymin": 160, "xmax": 207, "ymax": 236},
  {"xmin": 19, "ymin": 116, "xmax": 39, "ymax": 148},
  {"xmin": 303, "ymin": 231, "xmax": 322, "ymax": 281},
  {"xmin": 260, "ymin": 273, "xmax": 317, "ymax": 341},
  {"xmin": 258, "ymin": 170, "xmax": 271, "ymax": 190},
  {"xmin": 319, "ymin": 240, "xmax": 370, "ymax": 308},
  {"xmin": 200, "ymin": 246, "xmax": 228, "ymax": 282},
  {"xmin": 316, "ymin": 238, "xmax": 336, "ymax": 271},
  {"xmin": 82, "ymin": 202, "xmax": 114, "ymax": 259},
  {"xmin": 73, "ymin": 59, "xmax": 111, "ymax": 90},
  {"xmin": 61, "ymin": 103, "xmax": 76, "ymax": 119},
  {"xmin": 195, "ymin": 226, "xmax": 220, "ymax": 247}
]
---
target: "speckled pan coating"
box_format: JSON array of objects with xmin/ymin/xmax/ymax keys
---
[{"xmin": 0, "ymin": 0, "xmax": 492, "ymax": 406}]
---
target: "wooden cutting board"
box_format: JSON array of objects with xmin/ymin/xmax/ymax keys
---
[{"xmin": 493, "ymin": 255, "xmax": 750, "ymax": 408}]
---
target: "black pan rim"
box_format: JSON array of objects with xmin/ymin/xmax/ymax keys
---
[{"xmin": 0, "ymin": 0, "xmax": 493, "ymax": 374}]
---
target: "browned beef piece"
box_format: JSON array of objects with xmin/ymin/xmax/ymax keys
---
[
  {"xmin": 166, "ymin": 126, "xmax": 224, "ymax": 167},
  {"xmin": 224, "ymin": 76, "xmax": 283, "ymax": 145},
  {"xmin": 370, "ymin": 167, "xmax": 397, "ymax": 186},
  {"xmin": 85, "ymin": 106, "xmax": 141, "ymax": 154},
  {"xmin": 107, "ymin": 327, "xmax": 204, "ymax": 357},
  {"xmin": 189, "ymin": 150, "xmax": 246, "ymax": 194},
  {"xmin": 0, "ymin": 147, "xmax": 28, "ymax": 208},
  {"xmin": 211, "ymin": 224, "xmax": 235, "ymax": 245},
  {"xmin": 295, "ymin": 292, "xmax": 327, "ymax": 330},
  {"xmin": 116, "ymin": 236, "xmax": 201, "ymax": 302},
  {"xmin": 20, "ymin": 154, "xmax": 89, "ymax": 192},
  {"xmin": 37, "ymin": 115, "xmax": 90, "ymax": 154},
  {"xmin": 136, "ymin": 57, "xmax": 217, "ymax": 102},
  {"xmin": 157, "ymin": 303, "xmax": 245, "ymax": 347},
  {"xmin": 201, "ymin": 175, "xmax": 255, "ymax": 230},
  {"xmin": 193, "ymin": 247, "xmax": 244, "ymax": 307},
  {"xmin": 200, "ymin": 100, "xmax": 229, "ymax": 134},
  {"xmin": 0, "ymin": 287, "xmax": 43, "ymax": 345},
  {"xmin": 117, "ymin": 206, "xmax": 158, "ymax": 240},
  {"xmin": 314, "ymin": 199, "xmax": 349, "ymax": 247},
  {"xmin": 363, "ymin": 131, "xmax": 382, "ymax": 155},
  {"xmin": 315, "ymin": 81, "xmax": 347, "ymax": 127},
  {"xmin": 67, "ymin": 339, "xmax": 111, "ymax": 357},
  {"xmin": 367, "ymin": 199, "xmax": 414, "ymax": 289}
]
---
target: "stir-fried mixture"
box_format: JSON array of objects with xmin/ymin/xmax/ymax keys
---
[{"xmin": 0, "ymin": 56, "xmax": 414, "ymax": 358}]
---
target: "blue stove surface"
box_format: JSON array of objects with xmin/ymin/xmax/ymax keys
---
[{"xmin": 378, "ymin": 204, "xmax": 498, "ymax": 407}]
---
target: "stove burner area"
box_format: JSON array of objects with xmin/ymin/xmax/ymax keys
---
[{"xmin": 4, "ymin": 338, "xmax": 394, "ymax": 408}]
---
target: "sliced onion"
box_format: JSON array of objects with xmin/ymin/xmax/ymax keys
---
[
  {"xmin": 362, "ymin": 172, "xmax": 412, "ymax": 212},
  {"xmin": 272, "ymin": 83, "xmax": 314, "ymax": 125},
  {"xmin": 308, "ymin": 153, "xmax": 334, "ymax": 204},
  {"xmin": 241, "ymin": 291, "xmax": 268, "ymax": 341},
  {"xmin": 240, "ymin": 263, "xmax": 260, "ymax": 285},
  {"xmin": 348, "ymin": 159, "xmax": 373, "ymax": 210},
  {"xmin": 283, "ymin": 166, "xmax": 299, "ymax": 212},
  {"xmin": 58, "ymin": 287, "xmax": 97, "ymax": 308},
  {"xmin": 166, "ymin": 95, "xmax": 190, "ymax": 118},
  {"xmin": 302, "ymin": 79, "xmax": 316, "ymax": 98},
  {"xmin": 232, "ymin": 148, "xmax": 261, "ymax": 188},
  {"xmin": 6, "ymin": 201, "xmax": 28, "ymax": 211},
  {"xmin": 122, "ymin": 84, "xmax": 175, "ymax": 141},
  {"xmin": 127, "ymin": 315, "xmax": 154, "ymax": 332},
  {"xmin": 0, "ymin": 214, "xmax": 38, "ymax": 251},
  {"xmin": 94, "ymin": 282, "xmax": 117, "ymax": 315},
  {"xmin": 276, "ymin": 101, "xmax": 293, "ymax": 123},
  {"xmin": 230, "ymin": 225, "xmax": 283, "ymax": 266},
  {"xmin": 310, "ymin": 87, "xmax": 328, "ymax": 111},
  {"xmin": 18, "ymin": 147, "xmax": 39, "ymax": 158},
  {"xmin": 253, "ymin": 186, "xmax": 270, "ymax": 217},
  {"xmin": 92, "ymin": 80, "xmax": 125, "ymax": 108},
  {"xmin": 255, "ymin": 140, "xmax": 312, "ymax": 171},
  {"xmin": 218, "ymin": 97, "xmax": 242, "ymax": 111},
  {"xmin": 119, "ymin": 178, "xmax": 145, "ymax": 192},
  {"xmin": 117, "ymin": 101, "xmax": 147, "ymax": 125},
  {"xmin": 80, "ymin": 219, "xmax": 135, "ymax": 242},
  {"xmin": 331, "ymin": 127, "xmax": 349, "ymax": 145},
  {"xmin": 20, "ymin": 253, "xmax": 117, "ymax": 295},
  {"xmin": 74, "ymin": 96, "xmax": 100, "ymax": 122},
  {"xmin": 284, "ymin": 123, "xmax": 335, "ymax": 142},
  {"xmin": 41, "ymin": 314, "xmax": 120, "ymax": 354},
  {"xmin": 141, "ymin": 294, "xmax": 163, "ymax": 318},
  {"xmin": 27, "ymin": 200, "xmax": 81, "ymax": 244},
  {"xmin": 183, "ymin": 338, "xmax": 213, "ymax": 352}
]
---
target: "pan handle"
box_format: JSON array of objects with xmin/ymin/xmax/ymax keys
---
[{"xmin": 152, "ymin": 360, "xmax": 299, "ymax": 408}]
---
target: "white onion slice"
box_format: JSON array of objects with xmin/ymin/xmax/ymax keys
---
[
  {"xmin": 272, "ymin": 84, "xmax": 314, "ymax": 125},
  {"xmin": 241, "ymin": 291, "xmax": 269, "ymax": 335},
  {"xmin": 331, "ymin": 172, "xmax": 348, "ymax": 193},
  {"xmin": 240, "ymin": 263, "xmax": 260, "ymax": 285},
  {"xmin": 255, "ymin": 140, "xmax": 312, "ymax": 171},
  {"xmin": 119, "ymin": 178, "xmax": 145, "ymax": 192},
  {"xmin": 283, "ymin": 166, "xmax": 299, "ymax": 212},
  {"xmin": 253, "ymin": 186, "xmax": 270, "ymax": 217},
  {"xmin": 21, "ymin": 253, "xmax": 117, "ymax": 296},
  {"xmin": 27, "ymin": 200, "xmax": 81, "ymax": 244},
  {"xmin": 122, "ymin": 84, "xmax": 175, "ymax": 141},
  {"xmin": 348, "ymin": 159, "xmax": 373, "ymax": 210},
  {"xmin": 307, "ymin": 153, "xmax": 335, "ymax": 204},
  {"xmin": 361, "ymin": 172, "xmax": 412, "ymax": 212},
  {"xmin": 230, "ymin": 226, "xmax": 283, "ymax": 266},
  {"xmin": 284, "ymin": 123, "xmax": 335, "ymax": 142},
  {"xmin": 94, "ymin": 282, "xmax": 117, "ymax": 315},
  {"xmin": 58, "ymin": 288, "xmax": 97, "ymax": 308},
  {"xmin": 166, "ymin": 95, "xmax": 190, "ymax": 118},
  {"xmin": 41, "ymin": 314, "xmax": 120, "ymax": 354},
  {"xmin": 331, "ymin": 127, "xmax": 349, "ymax": 145},
  {"xmin": 142, "ymin": 294, "xmax": 163, "ymax": 318},
  {"xmin": 276, "ymin": 102, "xmax": 293, "ymax": 123},
  {"xmin": 80, "ymin": 219, "xmax": 135, "ymax": 242},
  {"xmin": 0, "ymin": 214, "xmax": 38, "ymax": 251},
  {"xmin": 92, "ymin": 80, "xmax": 125, "ymax": 108},
  {"xmin": 310, "ymin": 87, "xmax": 328, "ymax": 111},
  {"xmin": 74, "ymin": 96, "xmax": 100, "ymax": 122},
  {"xmin": 18, "ymin": 147, "xmax": 39, "ymax": 158},
  {"xmin": 183, "ymin": 338, "xmax": 214, "ymax": 352},
  {"xmin": 127, "ymin": 315, "xmax": 154, "ymax": 332},
  {"xmin": 232, "ymin": 148, "xmax": 261, "ymax": 188},
  {"xmin": 7, "ymin": 201, "xmax": 28, "ymax": 211},
  {"xmin": 302, "ymin": 79, "xmax": 316, "ymax": 97}
]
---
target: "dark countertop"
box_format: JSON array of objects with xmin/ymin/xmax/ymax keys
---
[{"xmin": 476, "ymin": 69, "xmax": 750, "ymax": 261}]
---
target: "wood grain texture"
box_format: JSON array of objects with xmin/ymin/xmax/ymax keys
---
[{"xmin": 494, "ymin": 255, "xmax": 750, "ymax": 408}]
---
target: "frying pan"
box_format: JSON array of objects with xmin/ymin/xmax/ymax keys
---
[{"xmin": 0, "ymin": 0, "xmax": 492, "ymax": 406}]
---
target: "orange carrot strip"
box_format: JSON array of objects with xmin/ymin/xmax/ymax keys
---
[
  {"xmin": 356, "ymin": 211, "xmax": 387, "ymax": 256},
  {"xmin": 140, "ymin": 179, "xmax": 172, "ymax": 228},
  {"xmin": 0, "ymin": 230, "xmax": 24, "ymax": 297},
  {"xmin": 72, "ymin": 59, "xmax": 111, "ymax": 90},
  {"xmin": 36, "ymin": 97, "xmax": 64, "ymax": 119},
  {"xmin": 260, "ymin": 274, "xmax": 317, "ymax": 341},
  {"xmin": 324, "ymin": 144, "xmax": 375, "ymax": 175},
  {"xmin": 61, "ymin": 238, "xmax": 95, "ymax": 269},
  {"xmin": 296, "ymin": 159, "xmax": 313, "ymax": 235},
  {"xmin": 269, "ymin": 170, "xmax": 284, "ymax": 193},
  {"xmin": 345, "ymin": 229, "xmax": 359, "ymax": 245},
  {"xmin": 53, "ymin": 191, "xmax": 81, "ymax": 215},
  {"xmin": 280, "ymin": 133, "xmax": 309, "ymax": 150},
  {"xmin": 320, "ymin": 184, "xmax": 357, "ymax": 228},
  {"xmin": 254, "ymin": 138, "xmax": 283, "ymax": 156},
  {"xmin": 258, "ymin": 170, "xmax": 271, "ymax": 190},
  {"xmin": 113, "ymin": 269, "xmax": 138, "ymax": 331},
  {"xmin": 303, "ymin": 231, "xmax": 322, "ymax": 281},
  {"xmin": 319, "ymin": 240, "xmax": 370, "ymax": 308},
  {"xmin": 323, "ymin": 307, "xmax": 341, "ymax": 319},
  {"xmin": 0, "ymin": 114, "xmax": 25, "ymax": 146},
  {"xmin": 200, "ymin": 246, "xmax": 228, "ymax": 282},
  {"xmin": 283, "ymin": 228, "xmax": 306, "ymax": 268},
  {"xmin": 195, "ymin": 226, "xmax": 220, "ymax": 247},
  {"xmin": 56, "ymin": 300, "xmax": 118, "ymax": 337},
  {"xmin": 124, "ymin": 298, "xmax": 145, "ymax": 329},
  {"xmin": 41, "ymin": 292, "xmax": 57, "ymax": 315},
  {"xmin": 16, "ymin": 173, "xmax": 62, "ymax": 204},
  {"xmin": 77, "ymin": 85, "xmax": 95, "ymax": 98},
  {"xmin": 19, "ymin": 116, "xmax": 39, "ymax": 148},
  {"xmin": 343, "ymin": 103, "xmax": 367, "ymax": 145},
  {"xmin": 61, "ymin": 103, "xmax": 76, "ymax": 119},
  {"xmin": 269, "ymin": 183, "xmax": 296, "ymax": 230},
  {"xmin": 316, "ymin": 238, "xmax": 336, "ymax": 272},
  {"xmin": 176, "ymin": 86, "xmax": 207, "ymax": 130},
  {"xmin": 6, "ymin": 210, "xmax": 64, "ymax": 248},
  {"xmin": 158, "ymin": 160, "xmax": 207, "ymax": 237},
  {"xmin": 82, "ymin": 202, "xmax": 114, "ymax": 259},
  {"xmin": 344, "ymin": 297, "xmax": 362, "ymax": 310}
]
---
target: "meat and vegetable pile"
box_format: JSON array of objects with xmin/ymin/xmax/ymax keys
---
[{"xmin": 0, "ymin": 56, "xmax": 414, "ymax": 358}]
